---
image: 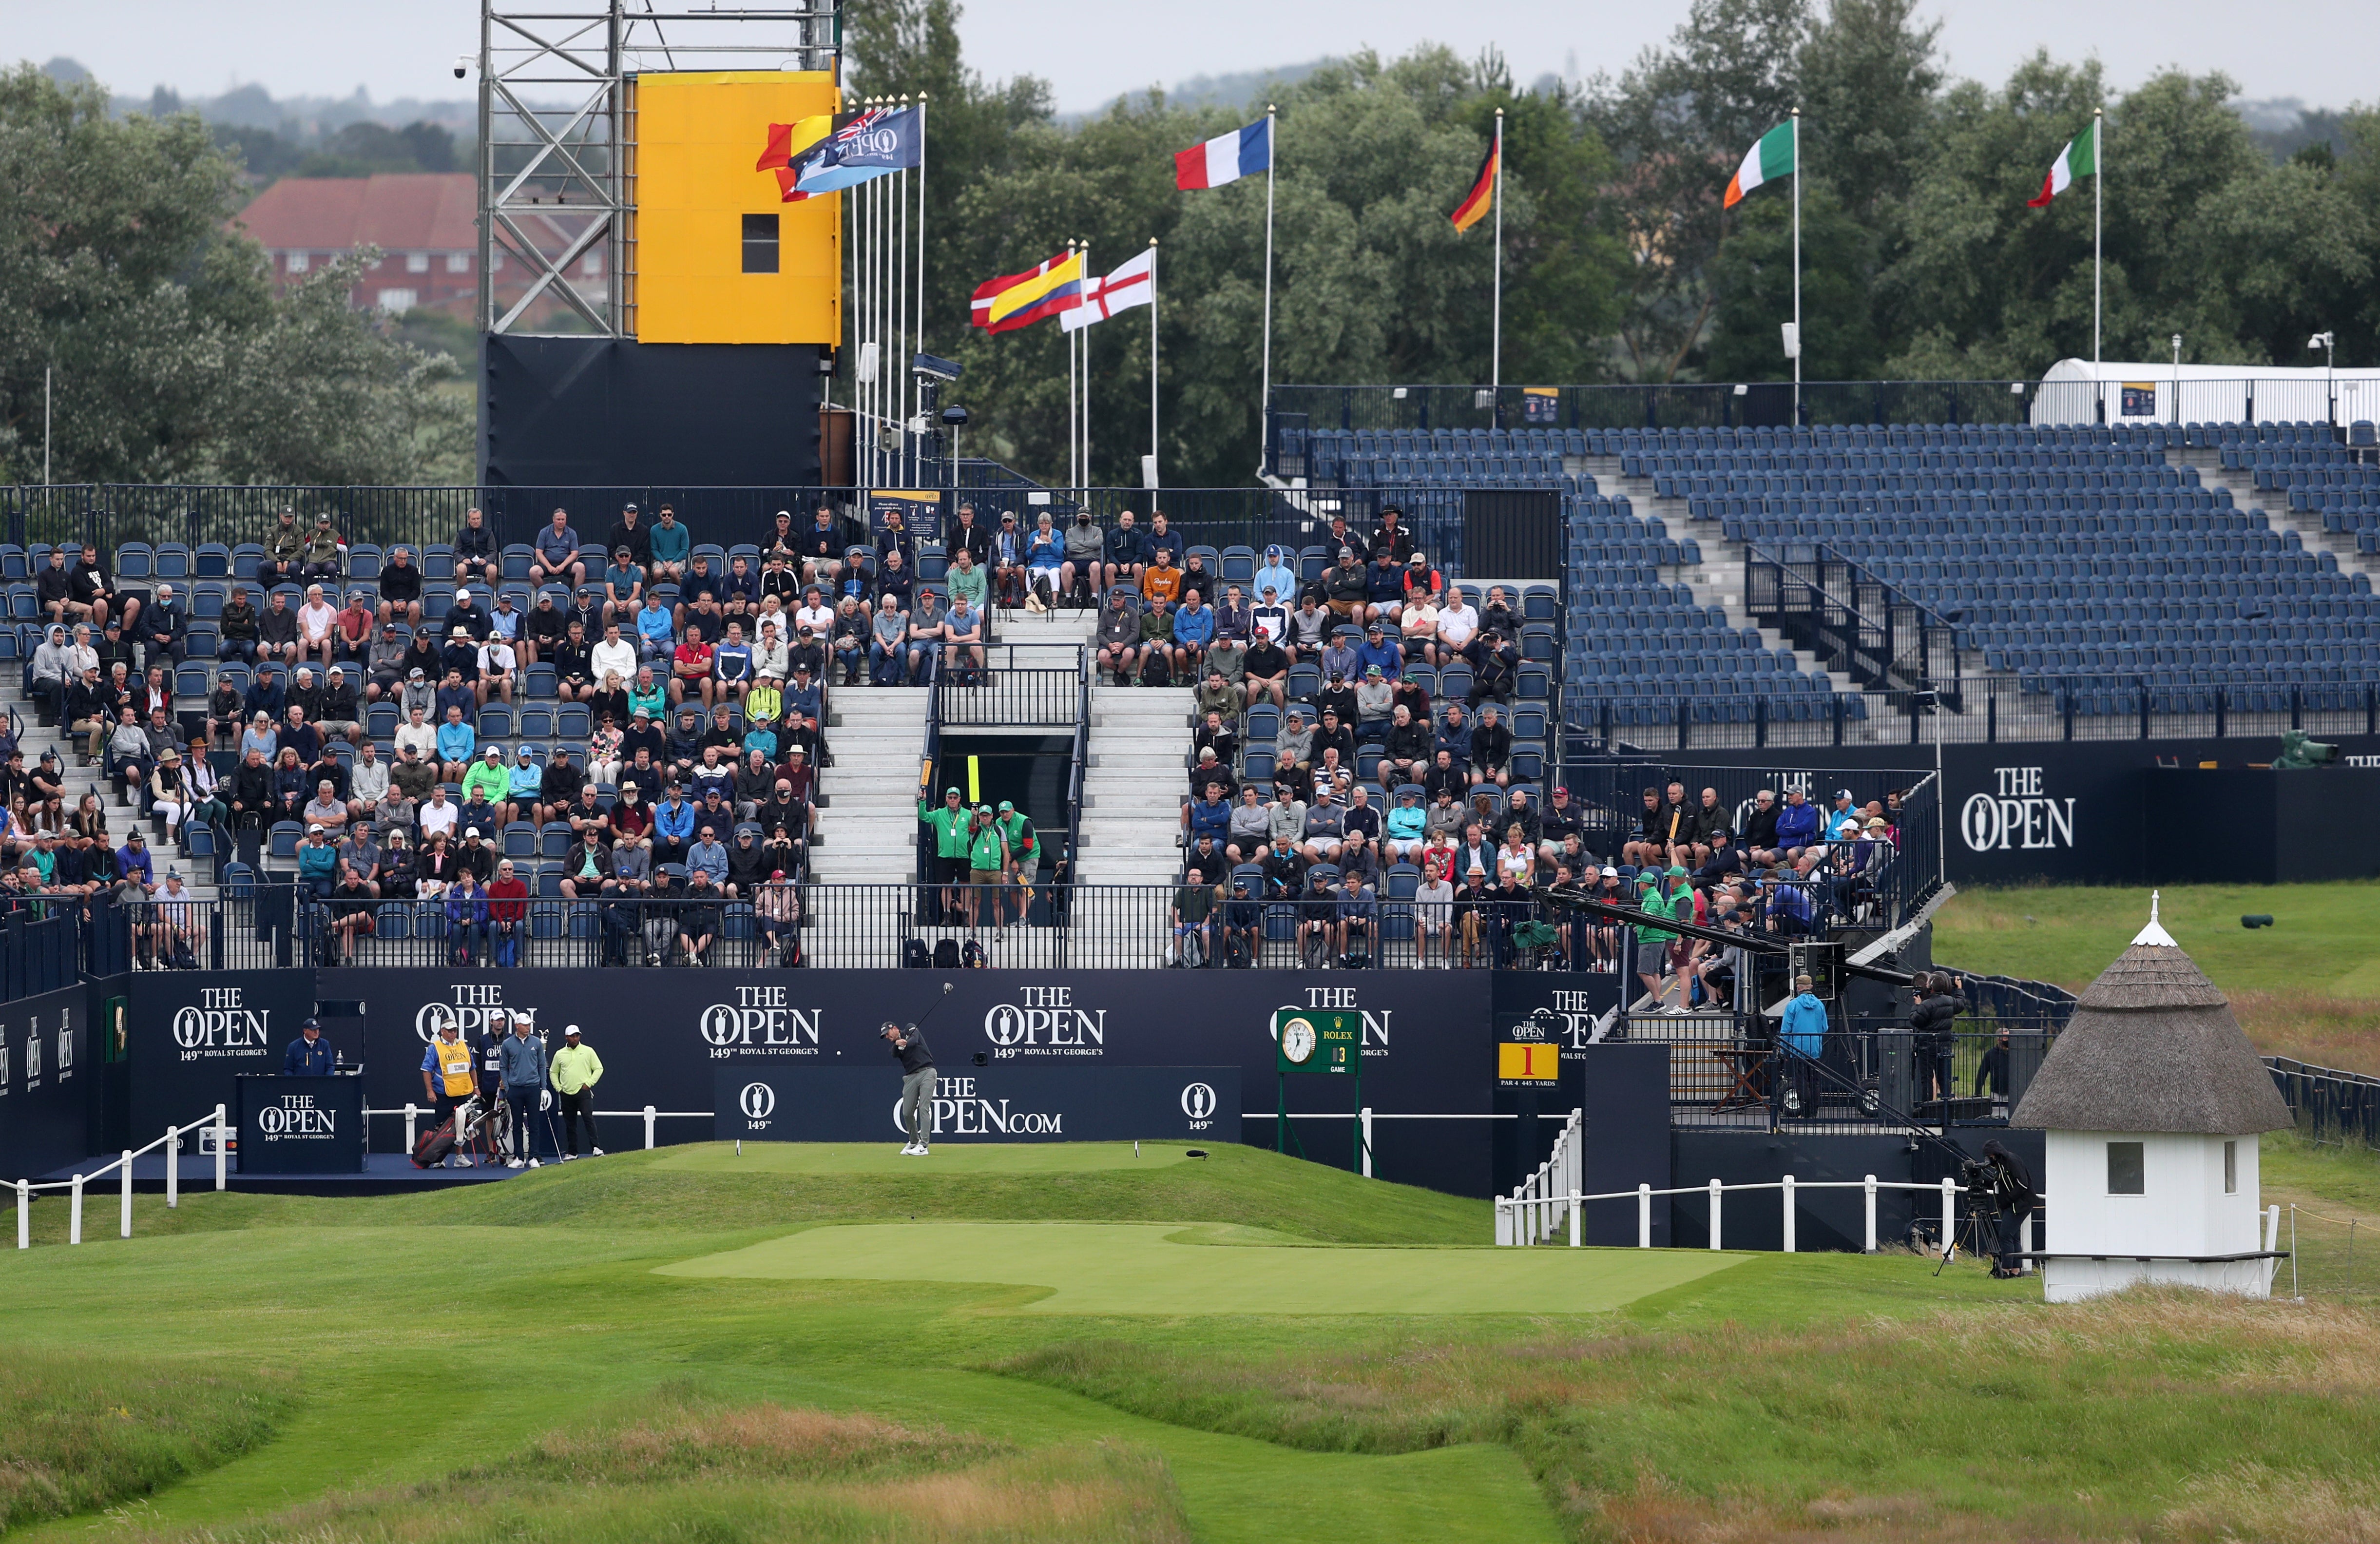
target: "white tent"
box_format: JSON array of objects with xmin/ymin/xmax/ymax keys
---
[{"xmin": 2033, "ymin": 358, "xmax": 2380, "ymax": 428}]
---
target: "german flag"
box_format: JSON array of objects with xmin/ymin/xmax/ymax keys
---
[{"xmin": 1449, "ymin": 134, "xmax": 1498, "ymax": 232}]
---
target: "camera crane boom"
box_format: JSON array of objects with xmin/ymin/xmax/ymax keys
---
[{"xmin": 1533, "ymin": 882, "xmax": 1917, "ymax": 989}]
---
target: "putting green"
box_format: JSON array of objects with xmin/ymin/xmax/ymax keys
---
[
  {"xmin": 647, "ymin": 1140, "xmax": 1196, "ymax": 1175},
  {"xmin": 660, "ymin": 1220, "xmax": 1747, "ymax": 1314}
]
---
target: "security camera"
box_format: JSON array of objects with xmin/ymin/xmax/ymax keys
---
[
  {"xmin": 910, "ymin": 351, "xmax": 962, "ymax": 384},
  {"xmin": 454, "ymin": 55, "xmax": 471, "ymax": 79}
]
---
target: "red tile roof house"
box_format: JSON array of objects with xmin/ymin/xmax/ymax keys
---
[{"xmin": 229, "ymin": 173, "xmax": 605, "ymax": 320}]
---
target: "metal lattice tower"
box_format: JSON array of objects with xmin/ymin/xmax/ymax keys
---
[{"xmin": 476, "ymin": 2, "xmax": 840, "ymax": 337}]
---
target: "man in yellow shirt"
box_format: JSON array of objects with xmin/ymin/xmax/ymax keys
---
[
  {"xmin": 549, "ymin": 1023, "xmax": 606, "ymax": 1160},
  {"xmin": 418, "ymin": 1020, "xmax": 479, "ymax": 1168}
]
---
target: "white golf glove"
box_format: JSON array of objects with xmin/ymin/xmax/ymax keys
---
[{"xmin": 539, "ymin": 1088, "xmax": 553, "ymax": 1111}]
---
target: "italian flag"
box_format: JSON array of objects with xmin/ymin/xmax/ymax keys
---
[
  {"xmin": 1723, "ymin": 121, "xmax": 1795, "ymax": 209},
  {"xmin": 2028, "ymin": 120, "xmax": 2098, "ymax": 207}
]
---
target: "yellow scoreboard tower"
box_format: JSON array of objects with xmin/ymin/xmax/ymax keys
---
[{"xmin": 624, "ymin": 71, "xmax": 843, "ymax": 345}]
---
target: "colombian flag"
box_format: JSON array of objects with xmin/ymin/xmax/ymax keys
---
[
  {"xmin": 1450, "ymin": 135, "xmax": 1498, "ymax": 232},
  {"xmin": 970, "ymin": 251, "xmax": 1087, "ymax": 333}
]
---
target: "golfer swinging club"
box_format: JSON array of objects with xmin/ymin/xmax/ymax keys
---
[{"xmin": 883, "ymin": 1018, "xmax": 936, "ymax": 1156}]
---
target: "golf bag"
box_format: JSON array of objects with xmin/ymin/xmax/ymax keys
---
[
  {"xmin": 933, "ymin": 937, "xmax": 962, "ymax": 968},
  {"xmin": 411, "ymin": 1119, "xmax": 457, "ymax": 1169}
]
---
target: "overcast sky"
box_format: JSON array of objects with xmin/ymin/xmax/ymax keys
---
[{"xmin": 7, "ymin": 0, "xmax": 2371, "ymax": 114}]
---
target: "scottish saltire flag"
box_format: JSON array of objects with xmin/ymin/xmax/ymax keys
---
[
  {"xmin": 1174, "ymin": 117, "xmax": 1271, "ymax": 190},
  {"xmin": 772, "ymin": 105, "xmax": 922, "ymax": 202},
  {"xmin": 1059, "ymin": 247, "xmax": 1156, "ymax": 333},
  {"xmin": 971, "ymin": 250, "xmax": 1087, "ymax": 333}
]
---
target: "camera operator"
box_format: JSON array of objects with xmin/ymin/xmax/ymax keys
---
[{"xmin": 1970, "ymin": 1139, "xmax": 2037, "ymax": 1278}]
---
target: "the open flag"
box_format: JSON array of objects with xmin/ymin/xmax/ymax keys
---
[
  {"xmin": 1174, "ymin": 117, "xmax": 1271, "ymax": 190},
  {"xmin": 1723, "ymin": 121, "xmax": 1795, "ymax": 209},
  {"xmin": 2027, "ymin": 120, "xmax": 2098, "ymax": 207},
  {"xmin": 767, "ymin": 104, "xmax": 921, "ymax": 202},
  {"xmin": 1060, "ymin": 247, "xmax": 1156, "ymax": 333},
  {"xmin": 1449, "ymin": 134, "xmax": 1498, "ymax": 232},
  {"xmin": 971, "ymin": 250, "xmax": 1086, "ymax": 333}
]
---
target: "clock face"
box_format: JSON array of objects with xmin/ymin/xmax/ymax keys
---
[{"xmin": 1280, "ymin": 1017, "xmax": 1317, "ymax": 1064}]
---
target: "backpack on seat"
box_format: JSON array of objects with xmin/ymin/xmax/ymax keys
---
[
  {"xmin": 903, "ymin": 938, "xmax": 931, "ymax": 968},
  {"xmin": 932, "ymin": 937, "xmax": 962, "ymax": 968}
]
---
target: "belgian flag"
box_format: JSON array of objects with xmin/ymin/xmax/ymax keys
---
[{"xmin": 1449, "ymin": 134, "xmax": 1498, "ymax": 233}]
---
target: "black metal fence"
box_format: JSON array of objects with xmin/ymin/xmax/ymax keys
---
[
  {"xmin": 933, "ymin": 647, "xmax": 1082, "ymax": 728},
  {"xmin": 1745, "ymin": 543, "xmax": 1961, "ymax": 693},
  {"xmin": 1269, "ymin": 377, "xmax": 2361, "ymax": 437},
  {"xmin": 2269, "ymin": 1057, "xmax": 2380, "ymax": 1152},
  {"xmin": 1563, "ymin": 674, "xmax": 2380, "ymax": 753},
  {"xmin": 0, "ymin": 906, "xmax": 85, "ymax": 1004}
]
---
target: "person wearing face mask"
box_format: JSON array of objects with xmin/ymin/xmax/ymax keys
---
[{"xmin": 1061, "ymin": 509, "xmax": 1104, "ymax": 606}]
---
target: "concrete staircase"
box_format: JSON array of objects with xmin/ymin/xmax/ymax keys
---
[
  {"xmin": 1073, "ymin": 685, "xmax": 1193, "ymax": 885},
  {"xmin": 1580, "ymin": 453, "xmax": 1844, "ymax": 690},
  {"xmin": 806, "ymin": 686, "xmax": 931, "ymax": 884},
  {"xmin": 2171, "ymin": 446, "xmax": 2380, "ymax": 591},
  {"xmin": 1, "ymin": 667, "xmax": 220, "ymax": 901}
]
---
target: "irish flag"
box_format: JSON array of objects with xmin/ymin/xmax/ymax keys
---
[
  {"xmin": 2027, "ymin": 120, "xmax": 2098, "ymax": 206},
  {"xmin": 1723, "ymin": 121, "xmax": 1795, "ymax": 209}
]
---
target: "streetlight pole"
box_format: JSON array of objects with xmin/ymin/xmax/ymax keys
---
[{"xmin": 2310, "ymin": 331, "xmax": 2337, "ymax": 429}]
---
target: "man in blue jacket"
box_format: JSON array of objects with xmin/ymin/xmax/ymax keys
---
[
  {"xmin": 1765, "ymin": 787, "xmax": 1821, "ymax": 866},
  {"xmin": 283, "ymin": 1016, "xmax": 334, "ymax": 1075},
  {"xmin": 1778, "ymin": 973, "xmax": 1829, "ymax": 1120}
]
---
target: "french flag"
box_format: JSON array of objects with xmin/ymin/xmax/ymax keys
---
[{"xmin": 1174, "ymin": 117, "xmax": 1272, "ymax": 191}]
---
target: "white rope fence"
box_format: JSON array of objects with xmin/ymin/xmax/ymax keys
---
[{"xmin": 13, "ymin": 1105, "xmax": 229, "ymax": 1249}]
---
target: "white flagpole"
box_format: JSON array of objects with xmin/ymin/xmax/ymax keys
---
[
  {"xmin": 846, "ymin": 134, "xmax": 859, "ymax": 492},
  {"xmin": 1490, "ymin": 108, "xmax": 1503, "ymax": 398},
  {"xmin": 2093, "ymin": 107, "xmax": 2103, "ymax": 368},
  {"xmin": 862, "ymin": 118, "xmax": 876, "ymax": 489},
  {"xmin": 1068, "ymin": 242, "xmax": 1079, "ymax": 492},
  {"xmin": 916, "ymin": 95, "xmax": 927, "ymax": 485},
  {"xmin": 1259, "ymin": 103, "xmax": 1276, "ymax": 478},
  {"xmin": 1149, "ymin": 239, "xmax": 1160, "ymax": 490},
  {"xmin": 1791, "ymin": 109, "xmax": 1801, "ymax": 425},
  {"xmin": 1081, "ymin": 238, "xmax": 1093, "ymax": 491}
]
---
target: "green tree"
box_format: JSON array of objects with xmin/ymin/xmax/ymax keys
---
[{"xmin": 0, "ymin": 67, "xmax": 469, "ymax": 484}]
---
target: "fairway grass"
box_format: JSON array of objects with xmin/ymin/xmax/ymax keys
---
[{"xmin": 660, "ymin": 1220, "xmax": 1747, "ymax": 1314}]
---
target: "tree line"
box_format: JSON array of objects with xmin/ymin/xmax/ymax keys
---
[{"xmin": 852, "ymin": 0, "xmax": 2380, "ymax": 488}]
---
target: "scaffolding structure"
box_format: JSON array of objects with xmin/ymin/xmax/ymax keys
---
[{"xmin": 476, "ymin": 2, "xmax": 841, "ymax": 338}]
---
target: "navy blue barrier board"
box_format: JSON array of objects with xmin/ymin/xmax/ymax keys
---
[
  {"xmin": 1668, "ymin": 1127, "xmax": 2045, "ymax": 1251},
  {"xmin": 718, "ymin": 1064, "xmax": 1242, "ymax": 1145},
  {"xmin": 1599, "ymin": 735, "xmax": 2380, "ymax": 885},
  {"xmin": 0, "ymin": 984, "xmax": 91, "ymax": 1179},
  {"xmin": 124, "ymin": 972, "xmax": 324, "ymax": 1143},
  {"xmin": 236, "ymin": 1074, "xmax": 366, "ymax": 1174},
  {"xmin": 318, "ymin": 968, "xmax": 1627, "ymax": 1197}
]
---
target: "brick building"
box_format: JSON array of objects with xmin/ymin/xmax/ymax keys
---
[{"xmin": 230, "ymin": 173, "xmax": 600, "ymax": 318}]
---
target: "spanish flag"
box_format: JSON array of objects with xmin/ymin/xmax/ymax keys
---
[
  {"xmin": 969, "ymin": 250, "xmax": 1087, "ymax": 333},
  {"xmin": 1449, "ymin": 134, "xmax": 1498, "ymax": 233}
]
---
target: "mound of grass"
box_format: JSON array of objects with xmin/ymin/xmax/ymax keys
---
[
  {"xmin": 354, "ymin": 1141, "xmax": 1490, "ymax": 1246},
  {"xmin": 0, "ymin": 1352, "xmax": 290, "ymax": 1531},
  {"xmin": 118, "ymin": 1396, "xmax": 1186, "ymax": 1544},
  {"xmin": 1003, "ymin": 1287, "xmax": 2380, "ymax": 1541}
]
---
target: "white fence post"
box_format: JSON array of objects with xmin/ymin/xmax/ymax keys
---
[
  {"xmin": 119, "ymin": 1152, "xmax": 133, "ymax": 1238},
  {"xmin": 1569, "ymin": 1184, "xmax": 1581, "ymax": 1249},
  {"xmin": 15, "ymin": 1179, "xmax": 27, "ymax": 1250},
  {"xmin": 1940, "ymin": 1175, "xmax": 1958, "ymax": 1256},
  {"xmin": 1781, "ymin": 1174, "xmax": 1796, "ymax": 1254},
  {"xmin": 1862, "ymin": 1174, "xmax": 1877, "ymax": 1254},
  {"xmin": 1495, "ymin": 1196, "xmax": 1512, "ymax": 1247},
  {"xmin": 644, "ymin": 1105, "xmax": 657, "ymax": 1149},
  {"xmin": 214, "ymin": 1104, "xmax": 228, "ymax": 1191},
  {"xmin": 1360, "ymin": 1107, "xmax": 1373, "ymax": 1178},
  {"xmin": 2021, "ymin": 1213, "xmax": 2035, "ymax": 1274},
  {"xmin": 404, "ymin": 1103, "xmax": 419, "ymax": 1155},
  {"xmin": 70, "ymin": 1174, "xmax": 84, "ymax": 1245},
  {"xmin": 1638, "ymin": 1182, "xmax": 1651, "ymax": 1249},
  {"xmin": 166, "ymin": 1128, "xmax": 179, "ymax": 1210},
  {"xmin": 1708, "ymin": 1177, "xmax": 1723, "ymax": 1251}
]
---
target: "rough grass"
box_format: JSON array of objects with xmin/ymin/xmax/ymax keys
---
[
  {"xmin": 1001, "ymin": 1292, "xmax": 2380, "ymax": 1543},
  {"xmin": 0, "ymin": 1352, "xmax": 290, "ymax": 1531},
  {"xmin": 1935, "ymin": 880, "xmax": 2380, "ymax": 1070},
  {"xmin": 123, "ymin": 1396, "xmax": 1186, "ymax": 1544}
]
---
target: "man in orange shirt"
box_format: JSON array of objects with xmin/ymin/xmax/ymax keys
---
[{"xmin": 1140, "ymin": 547, "xmax": 1185, "ymax": 606}]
